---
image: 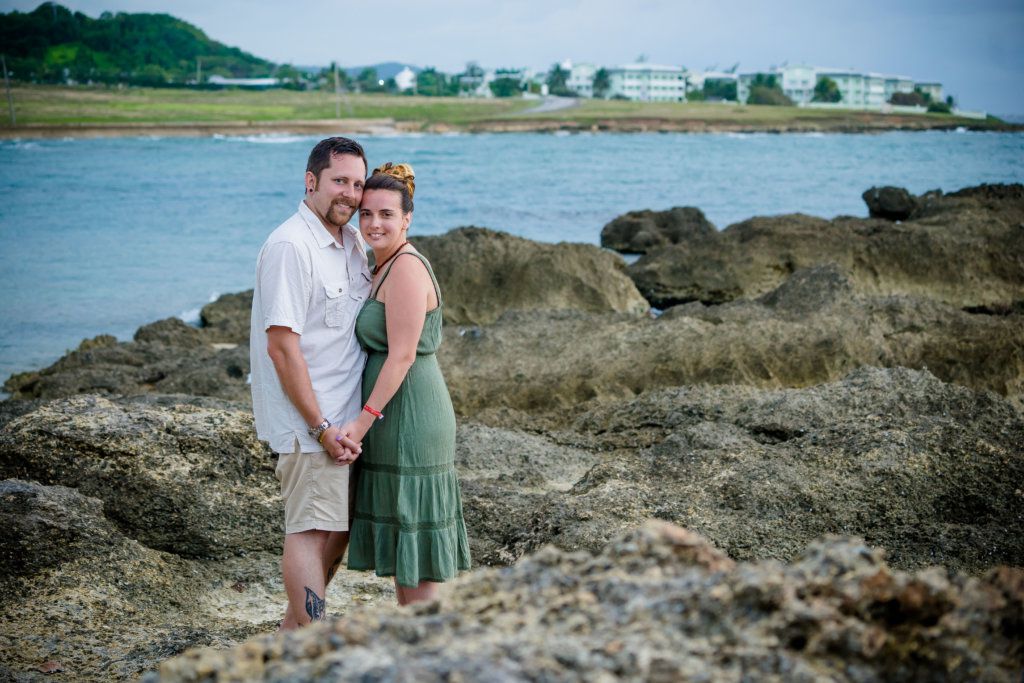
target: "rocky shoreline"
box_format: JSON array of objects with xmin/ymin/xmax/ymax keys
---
[
  {"xmin": 1, "ymin": 183, "xmax": 1022, "ymax": 681},
  {"xmin": 2, "ymin": 113, "xmax": 1021, "ymax": 140}
]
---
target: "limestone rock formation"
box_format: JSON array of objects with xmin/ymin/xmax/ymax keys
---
[
  {"xmin": 0, "ymin": 478, "xmax": 300, "ymax": 682},
  {"xmin": 626, "ymin": 184, "xmax": 1024, "ymax": 309},
  {"xmin": 152, "ymin": 521, "xmax": 1024, "ymax": 682},
  {"xmin": 459, "ymin": 367, "xmax": 1024, "ymax": 575},
  {"xmin": 599, "ymin": 205, "xmax": 716, "ymax": 253},
  {"xmin": 440, "ymin": 268, "xmax": 1024, "ymax": 415},
  {"xmin": 200, "ymin": 290, "xmax": 253, "ymax": 344},
  {"xmin": 413, "ymin": 226, "xmax": 649, "ymax": 324},
  {"xmin": 3, "ymin": 316, "xmax": 251, "ymax": 403},
  {"xmin": 862, "ymin": 185, "xmax": 919, "ymax": 220},
  {"xmin": 0, "ymin": 395, "xmax": 279, "ymax": 558}
]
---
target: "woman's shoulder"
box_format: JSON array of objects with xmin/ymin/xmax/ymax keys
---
[{"xmin": 385, "ymin": 250, "xmax": 434, "ymax": 286}]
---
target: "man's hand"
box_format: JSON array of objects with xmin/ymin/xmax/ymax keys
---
[
  {"xmin": 320, "ymin": 426, "xmax": 361, "ymax": 465},
  {"xmin": 335, "ymin": 416, "xmax": 373, "ymax": 462}
]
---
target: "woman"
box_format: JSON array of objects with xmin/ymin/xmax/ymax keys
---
[{"xmin": 338, "ymin": 162, "xmax": 471, "ymax": 605}]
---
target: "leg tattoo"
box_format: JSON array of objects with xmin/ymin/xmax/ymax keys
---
[
  {"xmin": 304, "ymin": 586, "xmax": 326, "ymax": 621},
  {"xmin": 326, "ymin": 552, "xmax": 344, "ymax": 584}
]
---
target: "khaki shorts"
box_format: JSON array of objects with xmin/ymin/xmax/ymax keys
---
[{"xmin": 275, "ymin": 442, "xmax": 354, "ymax": 535}]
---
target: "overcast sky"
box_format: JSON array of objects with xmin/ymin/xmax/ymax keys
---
[{"xmin": 4, "ymin": 0, "xmax": 1023, "ymax": 113}]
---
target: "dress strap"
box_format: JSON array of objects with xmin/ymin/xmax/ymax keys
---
[{"xmin": 371, "ymin": 250, "xmax": 443, "ymax": 306}]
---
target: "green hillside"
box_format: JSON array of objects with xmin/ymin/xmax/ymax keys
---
[{"xmin": 0, "ymin": 2, "xmax": 275, "ymax": 86}]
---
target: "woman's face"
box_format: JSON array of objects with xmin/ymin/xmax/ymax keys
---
[{"xmin": 359, "ymin": 189, "xmax": 411, "ymax": 253}]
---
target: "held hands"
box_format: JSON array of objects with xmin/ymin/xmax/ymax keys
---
[
  {"xmin": 321, "ymin": 425, "xmax": 361, "ymax": 466},
  {"xmin": 333, "ymin": 413, "xmax": 376, "ymax": 466}
]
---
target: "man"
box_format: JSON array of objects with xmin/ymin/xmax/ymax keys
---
[{"xmin": 250, "ymin": 137, "xmax": 371, "ymax": 629}]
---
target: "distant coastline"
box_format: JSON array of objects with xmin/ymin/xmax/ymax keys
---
[
  {"xmin": 3, "ymin": 115, "xmax": 1020, "ymax": 139},
  {"xmin": 1, "ymin": 85, "xmax": 1020, "ymax": 139}
]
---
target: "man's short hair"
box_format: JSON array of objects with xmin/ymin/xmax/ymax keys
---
[{"xmin": 306, "ymin": 137, "xmax": 367, "ymax": 184}]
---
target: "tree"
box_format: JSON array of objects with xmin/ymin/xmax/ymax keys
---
[
  {"xmin": 703, "ymin": 78, "xmax": 737, "ymax": 101},
  {"xmin": 416, "ymin": 67, "xmax": 448, "ymax": 96},
  {"xmin": 356, "ymin": 67, "xmax": 382, "ymax": 92},
  {"xmin": 593, "ymin": 67, "xmax": 610, "ymax": 98},
  {"xmin": 489, "ymin": 76, "xmax": 521, "ymax": 97},
  {"xmin": 746, "ymin": 73, "xmax": 792, "ymax": 106},
  {"xmin": 0, "ymin": 2, "xmax": 276, "ymax": 86},
  {"xmin": 812, "ymin": 76, "xmax": 841, "ymax": 103},
  {"xmin": 546, "ymin": 62, "xmax": 570, "ymax": 96}
]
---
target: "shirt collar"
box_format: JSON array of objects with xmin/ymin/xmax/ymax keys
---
[{"xmin": 298, "ymin": 200, "xmax": 359, "ymax": 249}]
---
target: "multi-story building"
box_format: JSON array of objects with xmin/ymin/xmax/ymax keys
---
[
  {"xmin": 607, "ymin": 63, "xmax": 687, "ymax": 102},
  {"xmin": 883, "ymin": 75, "xmax": 915, "ymax": 102},
  {"xmin": 739, "ymin": 65, "xmax": 930, "ymax": 108},
  {"xmin": 915, "ymin": 82, "xmax": 944, "ymax": 102},
  {"xmin": 566, "ymin": 61, "xmax": 597, "ymax": 98}
]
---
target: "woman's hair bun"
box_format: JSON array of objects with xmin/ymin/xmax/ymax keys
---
[{"xmin": 372, "ymin": 162, "xmax": 415, "ymax": 199}]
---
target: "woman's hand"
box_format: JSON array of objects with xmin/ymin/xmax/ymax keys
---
[{"xmin": 334, "ymin": 413, "xmax": 376, "ymax": 464}]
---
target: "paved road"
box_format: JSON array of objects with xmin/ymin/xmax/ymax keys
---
[{"xmin": 518, "ymin": 96, "xmax": 579, "ymax": 115}]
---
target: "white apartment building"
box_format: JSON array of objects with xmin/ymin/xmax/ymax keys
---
[
  {"xmin": 915, "ymin": 82, "xmax": 944, "ymax": 102},
  {"xmin": 607, "ymin": 63, "xmax": 687, "ymax": 101},
  {"xmin": 565, "ymin": 61, "xmax": 597, "ymax": 98},
  {"xmin": 738, "ymin": 65, "xmax": 928, "ymax": 108}
]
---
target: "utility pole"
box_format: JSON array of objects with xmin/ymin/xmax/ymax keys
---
[
  {"xmin": 333, "ymin": 62, "xmax": 341, "ymax": 119},
  {"xmin": 196, "ymin": 57, "xmax": 201, "ymax": 85},
  {"xmin": 2, "ymin": 55, "xmax": 14, "ymax": 126}
]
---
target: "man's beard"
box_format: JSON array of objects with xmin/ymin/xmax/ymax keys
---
[{"xmin": 326, "ymin": 200, "xmax": 356, "ymax": 227}]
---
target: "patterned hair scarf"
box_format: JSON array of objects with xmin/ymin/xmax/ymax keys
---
[{"xmin": 372, "ymin": 162, "xmax": 416, "ymax": 199}]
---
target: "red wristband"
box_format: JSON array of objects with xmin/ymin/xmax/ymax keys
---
[{"xmin": 363, "ymin": 404, "xmax": 383, "ymax": 420}]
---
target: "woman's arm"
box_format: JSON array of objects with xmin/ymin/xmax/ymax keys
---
[{"xmin": 338, "ymin": 255, "xmax": 433, "ymax": 449}]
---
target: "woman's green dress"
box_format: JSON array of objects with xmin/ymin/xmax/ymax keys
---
[{"xmin": 347, "ymin": 251, "xmax": 471, "ymax": 587}]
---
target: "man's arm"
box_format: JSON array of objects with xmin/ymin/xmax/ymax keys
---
[{"xmin": 266, "ymin": 326, "xmax": 360, "ymax": 461}]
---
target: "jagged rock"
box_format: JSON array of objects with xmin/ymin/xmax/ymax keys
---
[
  {"xmin": 152, "ymin": 521, "xmax": 1024, "ymax": 683},
  {"xmin": 599, "ymin": 206, "xmax": 716, "ymax": 254},
  {"xmin": 440, "ymin": 273, "xmax": 1024, "ymax": 416},
  {"xmin": 756, "ymin": 262, "xmax": 853, "ymax": 315},
  {"xmin": 0, "ymin": 479, "xmax": 119, "ymax": 578},
  {"xmin": 413, "ymin": 226, "xmax": 649, "ymax": 325},
  {"xmin": 563, "ymin": 367, "xmax": 1024, "ymax": 572},
  {"xmin": 134, "ymin": 317, "xmax": 206, "ymax": 347},
  {"xmin": 200, "ymin": 291, "xmax": 254, "ymax": 344},
  {"xmin": 627, "ymin": 183, "xmax": 1024, "ymax": 309},
  {"xmin": 0, "ymin": 395, "xmax": 278, "ymax": 559},
  {"xmin": 456, "ymin": 367, "xmax": 1024, "ymax": 575},
  {"xmin": 863, "ymin": 185, "xmax": 918, "ymax": 220},
  {"xmin": 2, "ymin": 337, "xmax": 251, "ymax": 403},
  {"xmin": 0, "ymin": 478, "xmax": 280, "ymax": 682}
]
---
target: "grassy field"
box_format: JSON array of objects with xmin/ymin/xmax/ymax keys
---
[
  {"xmin": 1, "ymin": 85, "xmax": 533, "ymax": 125},
  {"xmin": 0, "ymin": 84, "xmax": 1010, "ymax": 132}
]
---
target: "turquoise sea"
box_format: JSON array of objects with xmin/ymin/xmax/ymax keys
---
[{"xmin": 1, "ymin": 130, "xmax": 1022, "ymax": 380}]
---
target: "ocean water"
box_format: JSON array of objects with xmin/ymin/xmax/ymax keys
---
[{"xmin": 1, "ymin": 130, "xmax": 1022, "ymax": 380}]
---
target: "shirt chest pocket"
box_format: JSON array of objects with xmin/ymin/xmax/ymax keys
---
[{"xmin": 324, "ymin": 282, "xmax": 350, "ymax": 328}]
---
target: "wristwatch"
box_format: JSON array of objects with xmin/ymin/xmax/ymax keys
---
[{"xmin": 308, "ymin": 418, "xmax": 331, "ymax": 442}]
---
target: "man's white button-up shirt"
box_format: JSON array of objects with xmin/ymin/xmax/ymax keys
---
[{"xmin": 250, "ymin": 200, "xmax": 371, "ymax": 453}]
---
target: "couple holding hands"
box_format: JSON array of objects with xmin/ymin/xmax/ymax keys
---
[{"xmin": 249, "ymin": 137, "xmax": 470, "ymax": 629}]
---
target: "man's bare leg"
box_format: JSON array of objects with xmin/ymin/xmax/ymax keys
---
[
  {"xmin": 281, "ymin": 530, "xmax": 330, "ymax": 629},
  {"xmin": 280, "ymin": 530, "xmax": 350, "ymax": 629},
  {"xmin": 323, "ymin": 530, "xmax": 349, "ymax": 585}
]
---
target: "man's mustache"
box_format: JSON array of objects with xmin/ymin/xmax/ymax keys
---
[{"xmin": 332, "ymin": 198, "xmax": 358, "ymax": 209}]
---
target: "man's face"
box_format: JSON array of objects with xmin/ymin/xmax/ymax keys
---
[{"xmin": 305, "ymin": 153, "xmax": 365, "ymax": 229}]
